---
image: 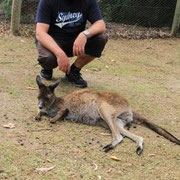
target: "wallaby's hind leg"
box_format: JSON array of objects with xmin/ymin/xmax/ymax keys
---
[
  {"xmin": 102, "ymin": 120, "xmax": 123, "ymax": 152},
  {"xmin": 117, "ymin": 118, "xmax": 144, "ymax": 155},
  {"xmin": 98, "ymin": 102, "xmax": 123, "ymax": 152},
  {"xmin": 102, "ymin": 121, "xmax": 123, "ymax": 152}
]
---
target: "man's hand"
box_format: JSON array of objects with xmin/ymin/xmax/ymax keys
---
[
  {"xmin": 73, "ymin": 32, "xmax": 87, "ymax": 56},
  {"xmin": 56, "ymin": 52, "xmax": 70, "ymax": 74}
]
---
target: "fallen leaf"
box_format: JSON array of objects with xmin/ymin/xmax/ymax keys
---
[
  {"xmin": 148, "ymin": 154, "xmax": 156, "ymax": 157},
  {"xmin": 30, "ymin": 128, "xmax": 51, "ymax": 132},
  {"xmin": 146, "ymin": 47, "xmax": 152, "ymax": 49},
  {"xmin": 3, "ymin": 123, "xmax": 15, "ymax": 129},
  {"xmin": 89, "ymin": 67, "xmax": 100, "ymax": 71},
  {"xmin": 35, "ymin": 165, "xmax": 55, "ymax": 173},
  {"xmin": 107, "ymin": 168, "xmax": 112, "ymax": 173},
  {"xmin": 126, "ymin": 163, "xmax": 133, "ymax": 167},
  {"xmin": 46, "ymin": 159, "xmax": 52, "ymax": 163},
  {"xmin": 100, "ymin": 133, "xmax": 111, "ymax": 136},
  {"xmin": 97, "ymin": 175, "xmax": 102, "ymax": 180},
  {"xmin": 110, "ymin": 156, "xmax": 121, "ymax": 161},
  {"xmin": 0, "ymin": 61, "xmax": 14, "ymax": 64},
  {"xmin": 73, "ymin": 148, "xmax": 80, "ymax": 153},
  {"xmin": 93, "ymin": 162, "xmax": 98, "ymax": 171},
  {"xmin": 26, "ymin": 87, "xmax": 37, "ymax": 90}
]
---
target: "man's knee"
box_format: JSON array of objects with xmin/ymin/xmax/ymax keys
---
[
  {"xmin": 85, "ymin": 33, "xmax": 108, "ymax": 58},
  {"xmin": 94, "ymin": 34, "xmax": 108, "ymax": 46},
  {"xmin": 38, "ymin": 53, "xmax": 58, "ymax": 70},
  {"xmin": 37, "ymin": 42, "xmax": 58, "ymax": 70}
]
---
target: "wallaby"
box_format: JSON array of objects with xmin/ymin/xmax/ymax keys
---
[{"xmin": 35, "ymin": 75, "xmax": 180, "ymax": 155}]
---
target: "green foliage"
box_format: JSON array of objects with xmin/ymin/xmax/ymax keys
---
[
  {"xmin": 21, "ymin": 0, "xmax": 39, "ymax": 24},
  {"xmin": 0, "ymin": 0, "xmax": 177, "ymax": 27},
  {"xmin": 99, "ymin": 0, "xmax": 177, "ymax": 27},
  {"xmin": 1, "ymin": 0, "xmax": 12, "ymax": 20},
  {"xmin": 0, "ymin": 0, "xmax": 39, "ymax": 23}
]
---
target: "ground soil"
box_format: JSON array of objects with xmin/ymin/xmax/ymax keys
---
[{"xmin": 0, "ymin": 35, "xmax": 180, "ymax": 180}]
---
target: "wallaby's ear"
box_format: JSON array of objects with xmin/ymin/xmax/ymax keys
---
[
  {"xmin": 36, "ymin": 75, "xmax": 45, "ymax": 89},
  {"xmin": 49, "ymin": 79, "xmax": 61, "ymax": 91}
]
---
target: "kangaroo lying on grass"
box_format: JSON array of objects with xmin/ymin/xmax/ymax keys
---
[{"xmin": 35, "ymin": 75, "xmax": 180, "ymax": 155}]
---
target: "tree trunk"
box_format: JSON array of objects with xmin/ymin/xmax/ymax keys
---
[
  {"xmin": 171, "ymin": 0, "xmax": 180, "ymax": 36},
  {"xmin": 10, "ymin": 0, "xmax": 22, "ymax": 35}
]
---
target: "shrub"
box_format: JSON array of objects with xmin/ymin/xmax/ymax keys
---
[
  {"xmin": 1, "ymin": 0, "xmax": 12, "ymax": 20},
  {"xmin": 99, "ymin": 0, "xmax": 177, "ymax": 27},
  {"xmin": 0, "ymin": 0, "xmax": 39, "ymax": 23}
]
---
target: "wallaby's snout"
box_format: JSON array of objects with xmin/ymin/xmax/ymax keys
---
[{"xmin": 38, "ymin": 100, "xmax": 44, "ymax": 109}]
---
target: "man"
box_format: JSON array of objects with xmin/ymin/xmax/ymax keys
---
[{"xmin": 36, "ymin": 0, "xmax": 107, "ymax": 88}]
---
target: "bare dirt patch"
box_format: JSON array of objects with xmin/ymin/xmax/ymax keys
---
[{"xmin": 0, "ymin": 35, "xmax": 180, "ymax": 179}]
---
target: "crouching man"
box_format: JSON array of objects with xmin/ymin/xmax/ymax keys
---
[{"xmin": 35, "ymin": 0, "xmax": 108, "ymax": 88}]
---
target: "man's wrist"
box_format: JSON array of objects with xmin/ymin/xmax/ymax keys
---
[
  {"xmin": 82, "ymin": 30, "xmax": 90, "ymax": 38},
  {"xmin": 55, "ymin": 49, "xmax": 66, "ymax": 58}
]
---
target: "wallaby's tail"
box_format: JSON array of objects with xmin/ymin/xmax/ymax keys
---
[{"xmin": 133, "ymin": 111, "xmax": 180, "ymax": 145}]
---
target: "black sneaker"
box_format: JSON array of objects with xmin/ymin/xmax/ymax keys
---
[
  {"xmin": 65, "ymin": 70, "xmax": 87, "ymax": 88},
  {"xmin": 40, "ymin": 69, "xmax": 53, "ymax": 80}
]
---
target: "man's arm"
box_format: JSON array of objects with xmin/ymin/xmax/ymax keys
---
[
  {"xmin": 73, "ymin": 20, "xmax": 106, "ymax": 56},
  {"xmin": 85, "ymin": 19, "xmax": 106, "ymax": 38},
  {"xmin": 73, "ymin": 0, "xmax": 106, "ymax": 56},
  {"xmin": 36, "ymin": 23, "xmax": 70, "ymax": 73}
]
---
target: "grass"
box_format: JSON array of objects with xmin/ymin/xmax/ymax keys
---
[{"xmin": 0, "ymin": 35, "xmax": 180, "ymax": 180}]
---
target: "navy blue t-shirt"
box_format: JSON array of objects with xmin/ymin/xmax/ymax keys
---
[{"xmin": 36, "ymin": 0, "xmax": 102, "ymax": 41}]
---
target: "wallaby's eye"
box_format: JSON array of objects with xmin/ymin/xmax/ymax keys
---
[
  {"xmin": 44, "ymin": 97, "xmax": 50, "ymax": 101},
  {"xmin": 37, "ymin": 96, "xmax": 48, "ymax": 102},
  {"xmin": 44, "ymin": 95, "xmax": 51, "ymax": 100}
]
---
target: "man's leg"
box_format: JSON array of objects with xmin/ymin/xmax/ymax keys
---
[
  {"xmin": 66, "ymin": 34, "xmax": 108, "ymax": 88},
  {"xmin": 65, "ymin": 55, "xmax": 94, "ymax": 88},
  {"xmin": 36, "ymin": 41, "xmax": 58, "ymax": 80},
  {"xmin": 74, "ymin": 54, "xmax": 95, "ymax": 68}
]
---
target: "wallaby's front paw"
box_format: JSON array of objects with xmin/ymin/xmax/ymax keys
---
[
  {"xmin": 35, "ymin": 115, "xmax": 41, "ymax": 121},
  {"xmin": 50, "ymin": 118, "xmax": 57, "ymax": 124}
]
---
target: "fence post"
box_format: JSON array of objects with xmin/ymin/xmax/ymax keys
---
[
  {"xmin": 171, "ymin": 0, "xmax": 180, "ymax": 36},
  {"xmin": 10, "ymin": 0, "xmax": 22, "ymax": 35}
]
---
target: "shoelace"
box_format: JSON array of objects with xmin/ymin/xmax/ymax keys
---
[{"xmin": 42, "ymin": 69, "xmax": 52, "ymax": 74}]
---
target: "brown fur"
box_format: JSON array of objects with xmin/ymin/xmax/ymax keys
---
[{"xmin": 35, "ymin": 76, "xmax": 180, "ymax": 155}]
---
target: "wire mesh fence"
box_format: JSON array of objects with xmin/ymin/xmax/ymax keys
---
[
  {"xmin": 21, "ymin": 0, "xmax": 38, "ymax": 24},
  {"xmin": 98, "ymin": 0, "xmax": 177, "ymax": 38},
  {"xmin": 99, "ymin": 0, "xmax": 177, "ymax": 27},
  {"xmin": 19, "ymin": 0, "xmax": 177, "ymax": 27},
  {"xmin": 0, "ymin": 0, "xmax": 178, "ymax": 38}
]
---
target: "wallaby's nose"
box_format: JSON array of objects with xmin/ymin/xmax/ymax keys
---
[
  {"xmin": 38, "ymin": 101, "xmax": 43, "ymax": 109},
  {"xmin": 39, "ymin": 104, "xmax": 43, "ymax": 109}
]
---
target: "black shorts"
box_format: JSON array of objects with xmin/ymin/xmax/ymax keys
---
[{"xmin": 36, "ymin": 34, "xmax": 108, "ymax": 70}]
